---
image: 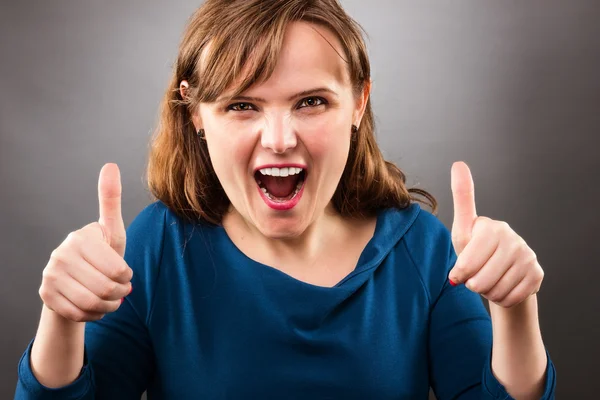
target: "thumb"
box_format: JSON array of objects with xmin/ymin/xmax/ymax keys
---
[
  {"xmin": 451, "ymin": 161, "xmax": 477, "ymax": 254},
  {"xmin": 98, "ymin": 163, "xmax": 126, "ymax": 257}
]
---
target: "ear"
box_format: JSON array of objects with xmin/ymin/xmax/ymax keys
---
[
  {"xmin": 353, "ymin": 79, "xmax": 371, "ymax": 128},
  {"xmin": 179, "ymin": 80, "xmax": 189, "ymax": 99},
  {"xmin": 180, "ymin": 80, "xmax": 203, "ymax": 132}
]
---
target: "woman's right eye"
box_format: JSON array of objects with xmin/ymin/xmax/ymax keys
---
[{"xmin": 227, "ymin": 102, "xmax": 256, "ymax": 112}]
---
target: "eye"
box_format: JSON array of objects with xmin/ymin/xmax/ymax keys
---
[
  {"xmin": 227, "ymin": 102, "xmax": 256, "ymax": 112},
  {"xmin": 297, "ymin": 96, "xmax": 327, "ymax": 109}
]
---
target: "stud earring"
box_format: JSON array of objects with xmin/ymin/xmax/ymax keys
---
[
  {"xmin": 351, "ymin": 125, "xmax": 358, "ymax": 134},
  {"xmin": 197, "ymin": 128, "xmax": 205, "ymax": 137}
]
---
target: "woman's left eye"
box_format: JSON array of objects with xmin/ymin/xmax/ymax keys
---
[
  {"xmin": 227, "ymin": 102, "xmax": 256, "ymax": 112},
  {"xmin": 298, "ymin": 96, "xmax": 326, "ymax": 108}
]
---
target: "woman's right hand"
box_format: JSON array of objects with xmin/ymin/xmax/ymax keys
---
[{"xmin": 38, "ymin": 163, "xmax": 133, "ymax": 323}]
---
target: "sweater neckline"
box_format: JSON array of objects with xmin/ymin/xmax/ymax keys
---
[{"xmin": 214, "ymin": 203, "xmax": 421, "ymax": 291}]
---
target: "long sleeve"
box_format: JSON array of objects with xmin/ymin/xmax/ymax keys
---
[
  {"xmin": 15, "ymin": 202, "xmax": 168, "ymax": 399},
  {"xmin": 424, "ymin": 223, "xmax": 557, "ymax": 399}
]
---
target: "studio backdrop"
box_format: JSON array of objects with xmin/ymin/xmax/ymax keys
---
[{"xmin": 1, "ymin": 0, "xmax": 599, "ymax": 398}]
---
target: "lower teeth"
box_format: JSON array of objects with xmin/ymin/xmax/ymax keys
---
[{"xmin": 261, "ymin": 180, "xmax": 303, "ymax": 201}]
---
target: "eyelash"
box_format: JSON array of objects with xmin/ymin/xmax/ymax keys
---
[{"xmin": 226, "ymin": 96, "xmax": 328, "ymax": 112}]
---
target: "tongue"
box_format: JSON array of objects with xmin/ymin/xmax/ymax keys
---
[{"xmin": 260, "ymin": 175, "xmax": 298, "ymax": 198}]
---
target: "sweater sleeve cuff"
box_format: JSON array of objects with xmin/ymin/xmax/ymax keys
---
[
  {"xmin": 17, "ymin": 337, "xmax": 94, "ymax": 399},
  {"xmin": 482, "ymin": 347, "xmax": 556, "ymax": 400}
]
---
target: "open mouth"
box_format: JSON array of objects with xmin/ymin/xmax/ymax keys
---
[{"xmin": 254, "ymin": 167, "xmax": 306, "ymax": 203}]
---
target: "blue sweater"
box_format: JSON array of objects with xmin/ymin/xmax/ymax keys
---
[{"xmin": 16, "ymin": 201, "xmax": 556, "ymax": 399}]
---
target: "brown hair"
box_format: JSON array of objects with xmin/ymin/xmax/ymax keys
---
[{"xmin": 146, "ymin": 0, "xmax": 437, "ymax": 225}]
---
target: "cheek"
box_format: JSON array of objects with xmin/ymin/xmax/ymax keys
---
[
  {"xmin": 205, "ymin": 128, "xmax": 254, "ymax": 185},
  {"xmin": 301, "ymin": 116, "xmax": 351, "ymax": 162}
]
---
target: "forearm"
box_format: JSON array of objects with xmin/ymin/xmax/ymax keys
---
[
  {"xmin": 30, "ymin": 304, "xmax": 86, "ymax": 388},
  {"xmin": 489, "ymin": 294, "xmax": 547, "ymax": 400}
]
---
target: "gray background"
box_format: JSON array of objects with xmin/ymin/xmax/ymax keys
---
[{"xmin": 1, "ymin": 0, "xmax": 599, "ymax": 398}]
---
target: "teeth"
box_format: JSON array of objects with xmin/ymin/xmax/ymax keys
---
[
  {"xmin": 259, "ymin": 167, "xmax": 303, "ymax": 177},
  {"xmin": 258, "ymin": 174, "xmax": 305, "ymax": 202},
  {"xmin": 262, "ymin": 184, "xmax": 302, "ymax": 201}
]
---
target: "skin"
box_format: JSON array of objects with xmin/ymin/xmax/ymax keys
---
[
  {"xmin": 182, "ymin": 21, "xmax": 372, "ymax": 273},
  {"xmin": 450, "ymin": 162, "xmax": 547, "ymax": 399}
]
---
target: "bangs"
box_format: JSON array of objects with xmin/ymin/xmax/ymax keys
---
[
  {"xmin": 198, "ymin": 36, "xmax": 281, "ymax": 104},
  {"xmin": 194, "ymin": 4, "xmax": 298, "ymax": 104}
]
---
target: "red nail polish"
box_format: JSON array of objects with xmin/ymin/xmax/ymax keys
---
[
  {"xmin": 449, "ymin": 278, "xmax": 457, "ymax": 287},
  {"xmin": 120, "ymin": 298, "xmax": 124, "ymax": 304},
  {"xmin": 129, "ymin": 285, "xmax": 133, "ymax": 295}
]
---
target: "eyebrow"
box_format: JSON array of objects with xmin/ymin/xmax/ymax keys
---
[{"xmin": 217, "ymin": 87, "xmax": 338, "ymax": 103}]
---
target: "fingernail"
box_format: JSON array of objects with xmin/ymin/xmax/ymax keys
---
[
  {"xmin": 449, "ymin": 278, "xmax": 458, "ymax": 287},
  {"xmin": 120, "ymin": 298, "xmax": 124, "ymax": 304},
  {"xmin": 129, "ymin": 285, "xmax": 133, "ymax": 295}
]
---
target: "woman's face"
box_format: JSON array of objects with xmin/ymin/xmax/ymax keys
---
[{"xmin": 196, "ymin": 21, "xmax": 369, "ymax": 239}]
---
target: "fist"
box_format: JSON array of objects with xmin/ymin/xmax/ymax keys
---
[
  {"xmin": 448, "ymin": 161, "xmax": 544, "ymax": 308},
  {"xmin": 39, "ymin": 163, "xmax": 133, "ymax": 322}
]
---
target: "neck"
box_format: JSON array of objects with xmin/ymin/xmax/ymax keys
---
[{"xmin": 223, "ymin": 203, "xmax": 343, "ymax": 265}]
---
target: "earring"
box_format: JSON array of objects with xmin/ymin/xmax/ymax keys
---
[
  {"xmin": 351, "ymin": 125, "xmax": 358, "ymax": 134},
  {"xmin": 197, "ymin": 128, "xmax": 205, "ymax": 137}
]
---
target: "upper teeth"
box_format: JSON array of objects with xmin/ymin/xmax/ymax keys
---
[{"xmin": 259, "ymin": 167, "xmax": 303, "ymax": 177}]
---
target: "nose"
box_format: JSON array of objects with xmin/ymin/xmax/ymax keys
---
[{"xmin": 260, "ymin": 116, "xmax": 297, "ymax": 154}]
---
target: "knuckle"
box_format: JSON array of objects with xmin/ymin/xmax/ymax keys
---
[
  {"xmin": 452, "ymin": 262, "xmax": 463, "ymax": 273},
  {"xmin": 453, "ymin": 264, "xmax": 468, "ymax": 277},
  {"xmin": 475, "ymin": 281, "xmax": 493, "ymax": 294},
  {"xmin": 539, "ymin": 268, "xmax": 545, "ymax": 279},
  {"xmin": 499, "ymin": 221, "xmax": 511, "ymax": 231},
  {"xmin": 110, "ymin": 263, "xmax": 132, "ymax": 281},
  {"xmin": 99, "ymin": 281, "xmax": 119, "ymax": 300},
  {"xmin": 494, "ymin": 221, "xmax": 509, "ymax": 235},
  {"xmin": 124, "ymin": 266, "xmax": 133, "ymax": 281},
  {"xmin": 110, "ymin": 300, "xmax": 122, "ymax": 313},
  {"xmin": 41, "ymin": 269, "xmax": 60, "ymax": 287},
  {"xmin": 66, "ymin": 230, "xmax": 82, "ymax": 245},
  {"xmin": 527, "ymin": 249, "xmax": 539, "ymax": 264},
  {"xmin": 497, "ymin": 296, "xmax": 511, "ymax": 307},
  {"xmin": 499, "ymin": 300, "xmax": 510, "ymax": 308},
  {"xmin": 113, "ymin": 264, "xmax": 129, "ymax": 279},
  {"xmin": 510, "ymin": 238, "xmax": 526, "ymax": 254},
  {"xmin": 49, "ymin": 249, "xmax": 67, "ymax": 267},
  {"xmin": 38, "ymin": 286, "xmax": 52, "ymax": 303},
  {"xmin": 487, "ymin": 291, "xmax": 502, "ymax": 303},
  {"xmin": 69, "ymin": 309, "xmax": 88, "ymax": 323},
  {"xmin": 510, "ymin": 299, "xmax": 520, "ymax": 308},
  {"xmin": 465, "ymin": 279, "xmax": 479, "ymax": 292},
  {"xmin": 534, "ymin": 267, "xmax": 545, "ymax": 282},
  {"xmin": 81, "ymin": 296, "xmax": 102, "ymax": 312}
]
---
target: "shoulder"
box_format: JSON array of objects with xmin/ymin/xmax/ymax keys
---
[
  {"xmin": 126, "ymin": 200, "xmax": 225, "ymax": 268},
  {"xmin": 124, "ymin": 200, "xmax": 215, "ymax": 321},
  {"xmin": 382, "ymin": 203, "xmax": 457, "ymax": 304},
  {"xmin": 126, "ymin": 200, "xmax": 202, "ymax": 241},
  {"xmin": 127, "ymin": 201, "xmax": 170, "ymax": 234},
  {"xmin": 376, "ymin": 202, "xmax": 451, "ymax": 247}
]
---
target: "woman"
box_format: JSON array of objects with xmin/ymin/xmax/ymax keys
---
[{"xmin": 16, "ymin": 0, "xmax": 556, "ymax": 399}]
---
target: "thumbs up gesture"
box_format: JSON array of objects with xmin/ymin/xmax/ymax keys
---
[
  {"xmin": 448, "ymin": 162, "xmax": 544, "ymax": 308},
  {"xmin": 39, "ymin": 163, "xmax": 133, "ymax": 322}
]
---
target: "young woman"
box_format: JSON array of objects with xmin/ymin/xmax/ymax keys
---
[{"xmin": 16, "ymin": 0, "xmax": 555, "ymax": 398}]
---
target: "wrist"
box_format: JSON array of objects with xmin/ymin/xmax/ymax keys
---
[{"xmin": 489, "ymin": 293, "xmax": 538, "ymax": 323}]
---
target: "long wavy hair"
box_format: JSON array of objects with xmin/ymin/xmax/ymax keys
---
[{"xmin": 146, "ymin": 0, "xmax": 437, "ymax": 225}]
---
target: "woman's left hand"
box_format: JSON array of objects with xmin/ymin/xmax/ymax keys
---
[{"xmin": 447, "ymin": 161, "xmax": 544, "ymax": 308}]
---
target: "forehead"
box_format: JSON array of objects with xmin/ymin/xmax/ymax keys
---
[
  {"xmin": 206, "ymin": 21, "xmax": 350, "ymax": 100},
  {"xmin": 272, "ymin": 21, "xmax": 349, "ymax": 87}
]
